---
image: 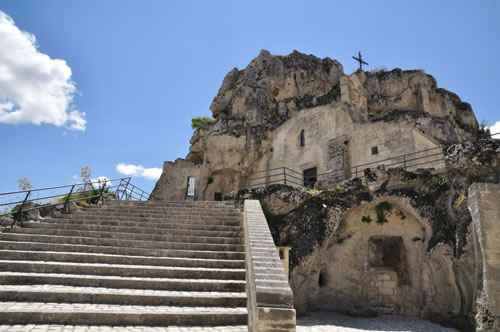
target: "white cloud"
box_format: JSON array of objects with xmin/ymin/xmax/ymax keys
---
[
  {"xmin": 92, "ymin": 176, "xmax": 111, "ymax": 189},
  {"xmin": 488, "ymin": 121, "xmax": 500, "ymax": 138},
  {"xmin": 116, "ymin": 163, "xmax": 162, "ymax": 180},
  {"xmin": 0, "ymin": 11, "xmax": 86, "ymax": 131}
]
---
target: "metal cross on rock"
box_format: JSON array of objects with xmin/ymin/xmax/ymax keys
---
[{"xmin": 352, "ymin": 51, "xmax": 368, "ymax": 70}]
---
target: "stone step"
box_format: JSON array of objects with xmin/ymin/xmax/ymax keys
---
[
  {"xmin": 0, "ymin": 260, "xmax": 246, "ymax": 280},
  {"xmin": 0, "ymin": 250, "xmax": 245, "ymax": 269},
  {"xmin": 0, "ymin": 233, "xmax": 245, "ymax": 252},
  {"xmin": 0, "ymin": 285, "xmax": 246, "ymax": 307},
  {"xmin": 0, "ymin": 302, "xmax": 247, "ymax": 326},
  {"xmin": 0, "ymin": 201, "xmax": 249, "ymax": 329},
  {"xmin": 41, "ymin": 217, "xmax": 242, "ymax": 232},
  {"xmin": 25, "ymin": 221, "xmax": 243, "ymax": 239},
  {"xmin": 106, "ymin": 201, "xmax": 239, "ymax": 207},
  {"xmin": 0, "ymin": 325, "xmax": 248, "ymax": 332},
  {"xmin": 0, "ymin": 272, "xmax": 246, "ymax": 292},
  {"xmin": 89, "ymin": 206, "xmax": 242, "ymax": 213},
  {"xmin": 71, "ymin": 213, "xmax": 242, "ymax": 220},
  {"xmin": 3, "ymin": 228, "xmax": 243, "ymax": 245},
  {"xmin": 0, "ymin": 240, "xmax": 245, "ymax": 260},
  {"xmin": 74, "ymin": 208, "xmax": 242, "ymax": 215},
  {"xmin": 55, "ymin": 214, "xmax": 242, "ymax": 226}
]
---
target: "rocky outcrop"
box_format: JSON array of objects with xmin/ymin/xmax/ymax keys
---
[
  {"xmin": 152, "ymin": 50, "xmax": 482, "ymax": 202},
  {"xmin": 225, "ymin": 139, "xmax": 499, "ymax": 330}
]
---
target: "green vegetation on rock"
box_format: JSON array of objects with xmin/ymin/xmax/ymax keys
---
[
  {"xmin": 191, "ymin": 116, "xmax": 215, "ymax": 130},
  {"xmin": 374, "ymin": 201, "xmax": 393, "ymax": 224}
]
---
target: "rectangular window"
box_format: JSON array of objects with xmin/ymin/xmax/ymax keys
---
[
  {"xmin": 371, "ymin": 146, "xmax": 379, "ymax": 155},
  {"xmin": 187, "ymin": 176, "xmax": 195, "ymax": 196}
]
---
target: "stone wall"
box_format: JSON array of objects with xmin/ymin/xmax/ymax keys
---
[
  {"xmin": 150, "ymin": 159, "xmax": 206, "ymax": 201},
  {"xmin": 243, "ymin": 200, "xmax": 296, "ymax": 332},
  {"xmin": 252, "ymin": 104, "xmax": 441, "ymax": 188},
  {"xmin": 468, "ymin": 183, "xmax": 500, "ymax": 331}
]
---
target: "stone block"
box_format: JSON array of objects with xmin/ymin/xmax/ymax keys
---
[
  {"xmin": 382, "ymin": 280, "xmax": 397, "ymax": 289},
  {"xmin": 378, "ymin": 287, "xmax": 394, "ymax": 296}
]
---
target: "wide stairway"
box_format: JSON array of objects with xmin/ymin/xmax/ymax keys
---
[{"xmin": 0, "ymin": 201, "xmax": 248, "ymax": 329}]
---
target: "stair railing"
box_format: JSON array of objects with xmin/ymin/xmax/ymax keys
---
[{"xmin": 0, "ymin": 177, "xmax": 151, "ymax": 227}]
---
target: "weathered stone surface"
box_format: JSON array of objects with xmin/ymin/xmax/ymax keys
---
[
  {"xmin": 243, "ymin": 200, "xmax": 296, "ymax": 332},
  {"xmin": 152, "ymin": 50, "xmax": 481, "ymax": 202},
  {"xmin": 227, "ymin": 158, "xmax": 499, "ymax": 331},
  {"xmin": 468, "ymin": 183, "xmax": 500, "ymax": 332},
  {"xmin": 0, "ymin": 218, "xmax": 11, "ymax": 227},
  {"xmin": 13, "ymin": 201, "xmax": 41, "ymax": 222}
]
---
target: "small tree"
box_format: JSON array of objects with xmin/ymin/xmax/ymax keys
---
[
  {"xmin": 80, "ymin": 166, "xmax": 92, "ymax": 191},
  {"xmin": 17, "ymin": 177, "xmax": 32, "ymax": 191},
  {"xmin": 80, "ymin": 166, "xmax": 91, "ymax": 183},
  {"xmin": 191, "ymin": 116, "xmax": 215, "ymax": 130}
]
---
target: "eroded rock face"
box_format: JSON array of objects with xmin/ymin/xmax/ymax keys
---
[
  {"xmin": 152, "ymin": 49, "xmax": 481, "ymax": 204},
  {"xmin": 210, "ymin": 50, "xmax": 343, "ymax": 124},
  {"xmin": 226, "ymin": 148, "xmax": 500, "ymax": 331}
]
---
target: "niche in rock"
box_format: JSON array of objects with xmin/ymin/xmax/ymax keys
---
[{"xmin": 368, "ymin": 235, "xmax": 408, "ymax": 285}]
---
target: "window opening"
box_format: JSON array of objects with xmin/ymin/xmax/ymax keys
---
[
  {"xmin": 371, "ymin": 146, "xmax": 379, "ymax": 155},
  {"xmin": 187, "ymin": 176, "xmax": 195, "ymax": 197},
  {"xmin": 300, "ymin": 130, "xmax": 305, "ymax": 147}
]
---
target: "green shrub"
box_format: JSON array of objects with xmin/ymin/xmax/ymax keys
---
[
  {"xmin": 191, "ymin": 116, "xmax": 215, "ymax": 130},
  {"xmin": 370, "ymin": 66, "xmax": 388, "ymax": 77},
  {"xmin": 57, "ymin": 189, "xmax": 107, "ymax": 207}
]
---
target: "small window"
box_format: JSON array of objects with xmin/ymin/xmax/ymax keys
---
[
  {"xmin": 187, "ymin": 176, "xmax": 195, "ymax": 197},
  {"xmin": 214, "ymin": 192, "xmax": 223, "ymax": 201},
  {"xmin": 371, "ymin": 146, "xmax": 379, "ymax": 155},
  {"xmin": 300, "ymin": 130, "xmax": 305, "ymax": 147}
]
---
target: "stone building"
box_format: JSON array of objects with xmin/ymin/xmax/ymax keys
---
[{"xmin": 151, "ymin": 50, "xmax": 478, "ymax": 201}]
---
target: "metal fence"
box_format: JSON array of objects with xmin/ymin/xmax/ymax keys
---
[
  {"xmin": 243, "ymin": 132, "xmax": 499, "ymax": 190},
  {"xmin": 0, "ymin": 177, "xmax": 150, "ymax": 227}
]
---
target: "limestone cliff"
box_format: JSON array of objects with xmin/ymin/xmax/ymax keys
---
[{"xmin": 152, "ymin": 49, "xmax": 481, "ymax": 201}]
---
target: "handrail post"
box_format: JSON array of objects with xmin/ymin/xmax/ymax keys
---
[
  {"xmin": 121, "ymin": 177, "xmax": 131, "ymax": 201},
  {"xmin": 283, "ymin": 167, "xmax": 287, "ymax": 185},
  {"xmin": 116, "ymin": 179, "xmax": 124, "ymax": 200},
  {"xmin": 403, "ymin": 155, "xmax": 407, "ymax": 170},
  {"xmin": 140, "ymin": 191, "xmax": 144, "ymax": 201},
  {"xmin": 14, "ymin": 190, "xmax": 31, "ymax": 228},
  {"xmin": 98, "ymin": 184, "xmax": 106, "ymax": 206},
  {"xmin": 63, "ymin": 185, "xmax": 76, "ymax": 214}
]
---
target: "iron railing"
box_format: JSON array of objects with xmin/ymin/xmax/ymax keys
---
[
  {"xmin": 244, "ymin": 167, "xmax": 306, "ymax": 188},
  {"xmin": 0, "ymin": 177, "xmax": 151, "ymax": 227},
  {"xmin": 243, "ymin": 132, "xmax": 499, "ymax": 190}
]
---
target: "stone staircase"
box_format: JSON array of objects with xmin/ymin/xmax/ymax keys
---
[{"xmin": 0, "ymin": 201, "xmax": 248, "ymax": 328}]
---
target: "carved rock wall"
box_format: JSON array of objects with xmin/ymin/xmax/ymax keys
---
[{"xmin": 152, "ymin": 50, "xmax": 480, "ymax": 202}]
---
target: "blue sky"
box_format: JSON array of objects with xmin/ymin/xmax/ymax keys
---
[{"xmin": 0, "ymin": 0, "xmax": 499, "ymax": 195}]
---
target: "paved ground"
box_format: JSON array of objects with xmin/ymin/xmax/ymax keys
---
[
  {"xmin": 296, "ymin": 312, "xmax": 458, "ymax": 331},
  {"xmin": 0, "ymin": 312, "xmax": 459, "ymax": 332}
]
